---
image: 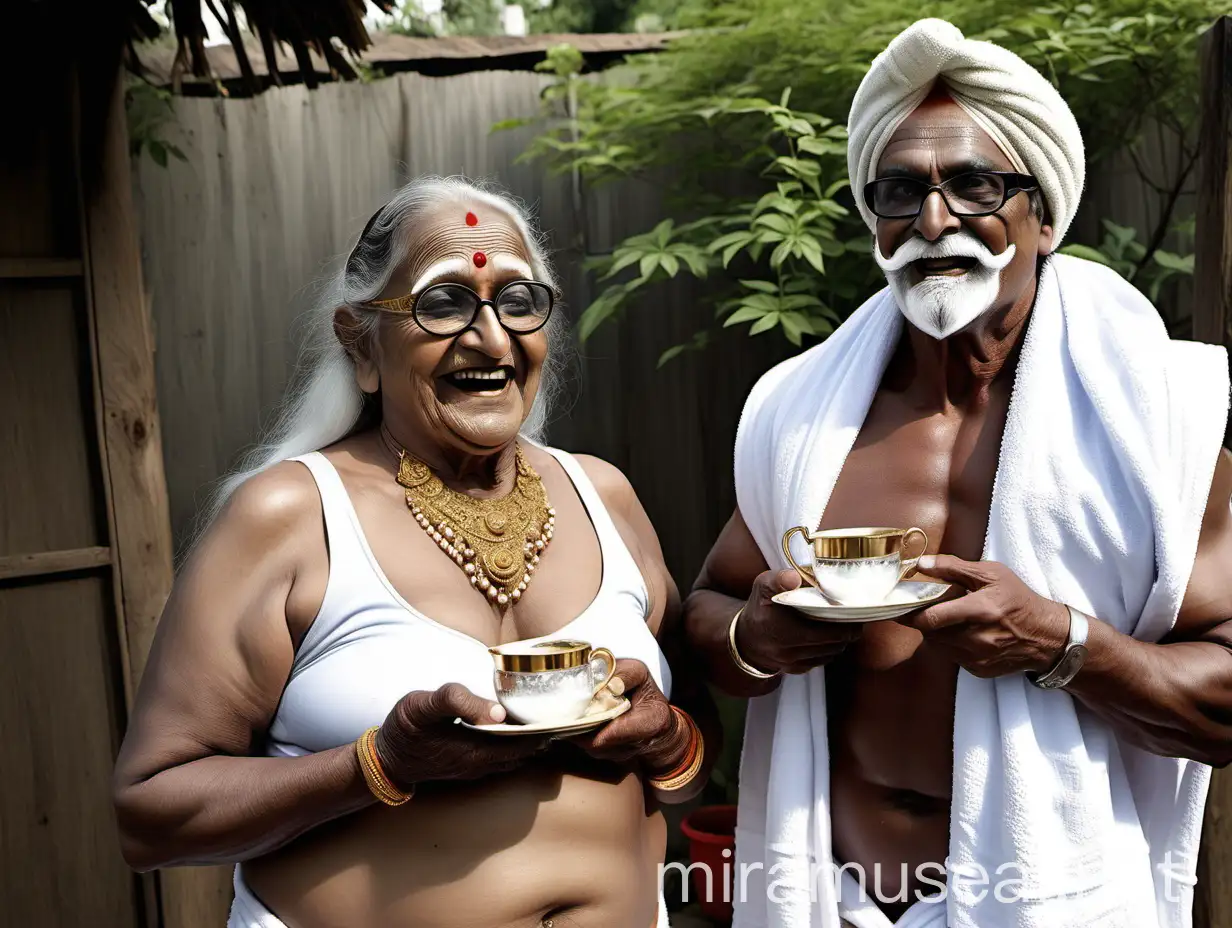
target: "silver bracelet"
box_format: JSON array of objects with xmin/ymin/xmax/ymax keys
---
[{"xmin": 727, "ymin": 607, "xmax": 777, "ymax": 680}]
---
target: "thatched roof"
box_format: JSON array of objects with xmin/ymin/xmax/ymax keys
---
[
  {"xmin": 135, "ymin": 30, "xmax": 685, "ymax": 93},
  {"xmin": 128, "ymin": 0, "xmax": 394, "ymax": 94}
]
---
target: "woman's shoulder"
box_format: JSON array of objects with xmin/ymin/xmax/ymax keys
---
[
  {"xmin": 211, "ymin": 460, "xmax": 322, "ymax": 541},
  {"xmin": 530, "ymin": 444, "xmax": 637, "ymax": 518}
]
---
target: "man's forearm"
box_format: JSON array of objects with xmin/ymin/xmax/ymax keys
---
[
  {"xmin": 683, "ymin": 588, "xmax": 781, "ymax": 699},
  {"xmin": 1064, "ymin": 618, "xmax": 1232, "ymax": 767}
]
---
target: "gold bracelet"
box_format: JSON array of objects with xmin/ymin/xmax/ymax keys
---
[
  {"xmin": 356, "ymin": 727, "xmax": 413, "ymax": 806},
  {"xmin": 728, "ymin": 607, "xmax": 777, "ymax": 680},
  {"xmin": 649, "ymin": 713, "xmax": 705, "ymax": 791},
  {"xmin": 649, "ymin": 707, "xmax": 700, "ymax": 782}
]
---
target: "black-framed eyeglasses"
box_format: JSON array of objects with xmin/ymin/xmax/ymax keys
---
[
  {"xmin": 366, "ymin": 279, "xmax": 555, "ymax": 337},
  {"xmin": 863, "ymin": 171, "xmax": 1039, "ymax": 220}
]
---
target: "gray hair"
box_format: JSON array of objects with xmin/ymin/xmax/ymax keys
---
[{"xmin": 197, "ymin": 175, "xmax": 571, "ymax": 539}]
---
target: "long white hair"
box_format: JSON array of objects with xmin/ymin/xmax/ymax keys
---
[{"xmin": 194, "ymin": 175, "xmax": 571, "ymax": 545}]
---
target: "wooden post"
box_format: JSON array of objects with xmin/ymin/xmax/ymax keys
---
[
  {"xmin": 1193, "ymin": 17, "xmax": 1232, "ymax": 928},
  {"xmin": 78, "ymin": 49, "xmax": 233, "ymax": 928},
  {"xmin": 1193, "ymin": 16, "xmax": 1232, "ymax": 443}
]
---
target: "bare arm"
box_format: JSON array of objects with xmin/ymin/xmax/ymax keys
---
[
  {"xmin": 1063, "ymin": 448, "xmax": 1232, "ymax": 766},
  {"xmin": 575, "ymin": 455, "xmax": 722, "ymax": 803},
  {"xmin": 684, "ymin": 508, "xmax": 861, "ymax": 699},
  {"xmin": 112, "ymin": 465, "xmax": 374, "ymax": 871},
  {"xmin": 911, "ymin": 449, "xmax": 1232, "ymax": 767}
]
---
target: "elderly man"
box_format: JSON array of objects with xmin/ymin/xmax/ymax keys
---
[{"xmin": 683, "ymin": 18, "xmax": 1232, "ymax": 928}]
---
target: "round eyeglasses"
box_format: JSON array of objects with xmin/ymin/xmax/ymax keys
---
[
  {"xmin": 367, "ymin": 279, "xmax": 555, "ymax": 337},
  {"xmin": 863, "ymin": 171, "xmax": 1039, "ymax": 220}
]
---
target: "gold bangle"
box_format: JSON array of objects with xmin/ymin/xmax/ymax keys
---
[
  {"xmin": 728, "ymin": 607, "xmax": 777, "ymax": 680},
  {"xmin": 356, "ymin": 727, "xmax": 413, "ymax": 806},
  {"xmin": 650, "ymin": 727, "xmax": 705, "ymax": 791},
  {"xmin": 650, "ymin": 707, "xmax": 700, "ymax": 783}
]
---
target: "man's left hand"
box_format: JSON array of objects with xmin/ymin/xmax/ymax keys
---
[{"xmin": 900, "ymin": 555, "xmax": 1071, "ymax": 678}]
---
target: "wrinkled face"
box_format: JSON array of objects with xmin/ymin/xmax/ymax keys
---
[
  {"xmin": 352, "ymin": 202, "xmax": 549, "ymax": 455},
  {"xmin": 872, "ymin": 90, "xmax": 1054, "ymax": 339}
]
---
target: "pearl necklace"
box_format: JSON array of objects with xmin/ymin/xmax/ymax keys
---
[{"xmin": 384, "ymin": 428, "xmax": 555, "ymax": 608}]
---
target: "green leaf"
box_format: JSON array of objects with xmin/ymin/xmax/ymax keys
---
[
  {"xmin": 1153, "ymin": 250, "xmax": 1194, "ymax": 274},
  {"xmin": 799, "ymin": 238, "xmax": 826, "ymax": 274},
  {"xmin": 577, "ymin": 290, "xmax": 624, "ymax": 341},
  {"xmin": 601, "ymin": 250, "xmax": 644, "ymax": 280},
  {"xmin": 740, "ymin": 279, "xmax": 779, "ymax": 294},
  {"xmin": 650, "ymin": 219, "xmax": 675, "ymax": 247},
  {"xmin": 824, "ymin": 178, "xmax": 850, "ymax": 198},
  {"xmin": 753, "ymin": 213, "xmax": 793, "ymax": 234},
  {"xmin": 770, "ymin": 240, "xmax": 794, "ymax": 268},
  {"xmin": 149, "ymin": 143, "xmax": 169, "ymax": 167},
  {"xmin": 660, "ymin": 254, "xmax": 681, "ymax": 277},
  {"xmin": 748, "ymin": 313, "xmax": 781, "ymax": 335},
  {"xmin": 490, "ymin": 118, "xmax": 533, "ymax": 133},
  {"xmin": 1060, "ymin": 244, "xmax": 1114, "ymax": 266},
  {"xmin": 639, "ymin": 254, "xmax": 661, "ymax": 279},
  {"xmin": 657, "ymin": 345, "xmax": 687, "ymax": 367},
  {"xmin": 779, "ymin": 87, "xmax": 792, "ymax": 108},
  {"xmin": 724, "ymin": 306, "xmax": 769, "ymax": 326}
]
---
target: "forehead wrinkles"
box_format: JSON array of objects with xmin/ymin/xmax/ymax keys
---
[
  {"xmin": 404, "ymin": 216, "xmax": 532, "ymax": 277},
  {"xmin": 880, "ymin": 105, "xmax": 1014, "ymax": 173}
]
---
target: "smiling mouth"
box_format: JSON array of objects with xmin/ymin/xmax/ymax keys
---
[
  {"xmin": 442, "ymin": 366, "xmax": 515, "ymax": 394},
  {"xmin": 913, "ymin": 256, "xmax": 978, "ymax": 276}
]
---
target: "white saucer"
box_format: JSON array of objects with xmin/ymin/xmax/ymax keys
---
[
  {"xmin": 459, "ymin": 697, "xmax": 631, "ymax": 736},
  {"xmin": 772, "ymin": 581, "xmax": 952, "ymax": 623}
]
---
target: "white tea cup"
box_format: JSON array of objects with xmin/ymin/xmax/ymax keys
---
[
  {"xmin": 489, "ymin": 639, "xmax": 617, "ymax": 725},
  {"xmin": 781, "ymin": 526, "xmax": 928, "ymax": 606}
]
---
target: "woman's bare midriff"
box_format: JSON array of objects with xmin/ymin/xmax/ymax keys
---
[{"xmin": 243, "ymin": 756, "xmax": 665, "ymax": 928}]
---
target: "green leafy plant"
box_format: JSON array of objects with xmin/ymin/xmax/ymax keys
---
[
  {"xmin": 126, "ymin": 76, "xmax": 187, "ymax": 168},
  {"xmin": 507, "ymin": 0, "xmax": 1219, "ymax": 356},
  {"xmin": 1061, "ymin": 218, "xmax": 1194, "ymax": 304}
]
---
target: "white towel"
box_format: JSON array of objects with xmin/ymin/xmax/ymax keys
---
[{"xmin": 730, "ymin": 254, "xmax": 1229, "ymax": 928}]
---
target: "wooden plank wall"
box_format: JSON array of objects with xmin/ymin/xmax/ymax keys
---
[
  {"xmin": 133, "ymin": 69, "xmax": 794, "ymax": 588},
  {"xmin": 1193, "ymin": 17, "xmax": 1232, "ymax": 928},
  {"xmin": 0, "ymin": 65, "xmax": 146, "ymax": 928}
]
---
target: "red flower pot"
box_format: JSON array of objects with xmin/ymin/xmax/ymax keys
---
[{"xmin": 679, "ymin": 804, "xmax": 738, "ymax": 921}]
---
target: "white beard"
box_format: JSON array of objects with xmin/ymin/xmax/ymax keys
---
[{"xmin": 874, "ymin": 233, "xmax": 1015, "ymax": 340}]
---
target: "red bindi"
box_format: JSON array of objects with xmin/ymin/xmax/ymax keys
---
[
  {"xmin": 465, "ymin": 211, "xmax": 479, "ymax": 226},
  {"xmin": 472, "ymin": 251, "xmax": 487, "ymax": 268}
]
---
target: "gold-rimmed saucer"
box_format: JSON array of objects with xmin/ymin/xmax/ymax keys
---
[
  {"xmin": 772, "ymin": 580, "xmax": 952, "ymax": 623},
  {"xmin": 459, "ymin": 697, "xmax": 630, "ymax": 736}
]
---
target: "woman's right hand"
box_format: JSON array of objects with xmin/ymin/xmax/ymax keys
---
[
  {"xmin": 734, "ymin": 569, "xmax": 863, "ymax": 675},
  {"xmin": 374, "ymin": 683, "xmax": 549, "ymax": 791}
]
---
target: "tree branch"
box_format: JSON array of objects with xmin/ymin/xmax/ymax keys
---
[{"xmin": 1134, "ymin": 145, "xmax": 1200, "ymax": 276}]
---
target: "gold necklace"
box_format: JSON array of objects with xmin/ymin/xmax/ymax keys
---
[{"xmin": 385, "ymin": 430, "xmax": 555, "ymax": 608}]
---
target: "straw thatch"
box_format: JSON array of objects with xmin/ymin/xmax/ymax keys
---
[{"xmin": 133, "ymin": 0, "xmax": 394, "ymax": 94}]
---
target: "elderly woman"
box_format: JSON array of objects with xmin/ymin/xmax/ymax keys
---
[{"xmin": 113, "ymin": 177, "xmax": 717, "ymax": 928}]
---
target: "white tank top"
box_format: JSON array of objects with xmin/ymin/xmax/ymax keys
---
[{"xmin": 265, "ymin": 447, "xmax": 672, "ymax": 757}]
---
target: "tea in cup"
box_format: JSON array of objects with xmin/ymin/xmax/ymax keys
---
[
  {"xmin": 489, "ymin": 639, "xmax": 617, "ymax": 725},
  {"xmin": 781, "ymin": 526, "xmax": 928, "ymax": 606}
]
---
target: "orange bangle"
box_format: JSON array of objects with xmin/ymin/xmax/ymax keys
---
[
  {"xmin": 649, "ymin": 708, "xmax": 703, "ymax": 789},
  {"xmin": 356, "ymin": 727, "xmax": 413, "ymax": 806}
]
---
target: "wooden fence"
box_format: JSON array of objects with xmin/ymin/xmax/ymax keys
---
[
  {"xmin": 134, "ymin": 65, "xmax": 1194, "ymax": 590},
  {"xmin": 133, "ymin": 67, "xmax": 796, "ymax": 589}
]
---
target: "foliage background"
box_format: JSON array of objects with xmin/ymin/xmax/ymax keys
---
[{"xmin": 510, "ymin": 0, "xmax": 1217, "ymax": 360}]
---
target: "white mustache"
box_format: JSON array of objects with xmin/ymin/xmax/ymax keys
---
[{"xmin": 873, "ymin": 233, "xmax": 1015, "ymax": 274}]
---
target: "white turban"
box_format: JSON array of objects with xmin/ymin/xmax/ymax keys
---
[{"xmin": 847, "ymin": 18, "xmax": 1085, "ymax": 250}]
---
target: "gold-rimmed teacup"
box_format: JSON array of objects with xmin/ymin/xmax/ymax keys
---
[
  {"xmin": 489, "ymin": 639, "xmax": 617, "ymax": 725},
  {"xmin": 781, "ymin": 526, "xmax": 928, "ymax": 606}
]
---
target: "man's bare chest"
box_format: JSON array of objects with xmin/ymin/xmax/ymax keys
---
[{"xmin": 819, "ymin": 388, "xmax": 1008, "ymax": 564}]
